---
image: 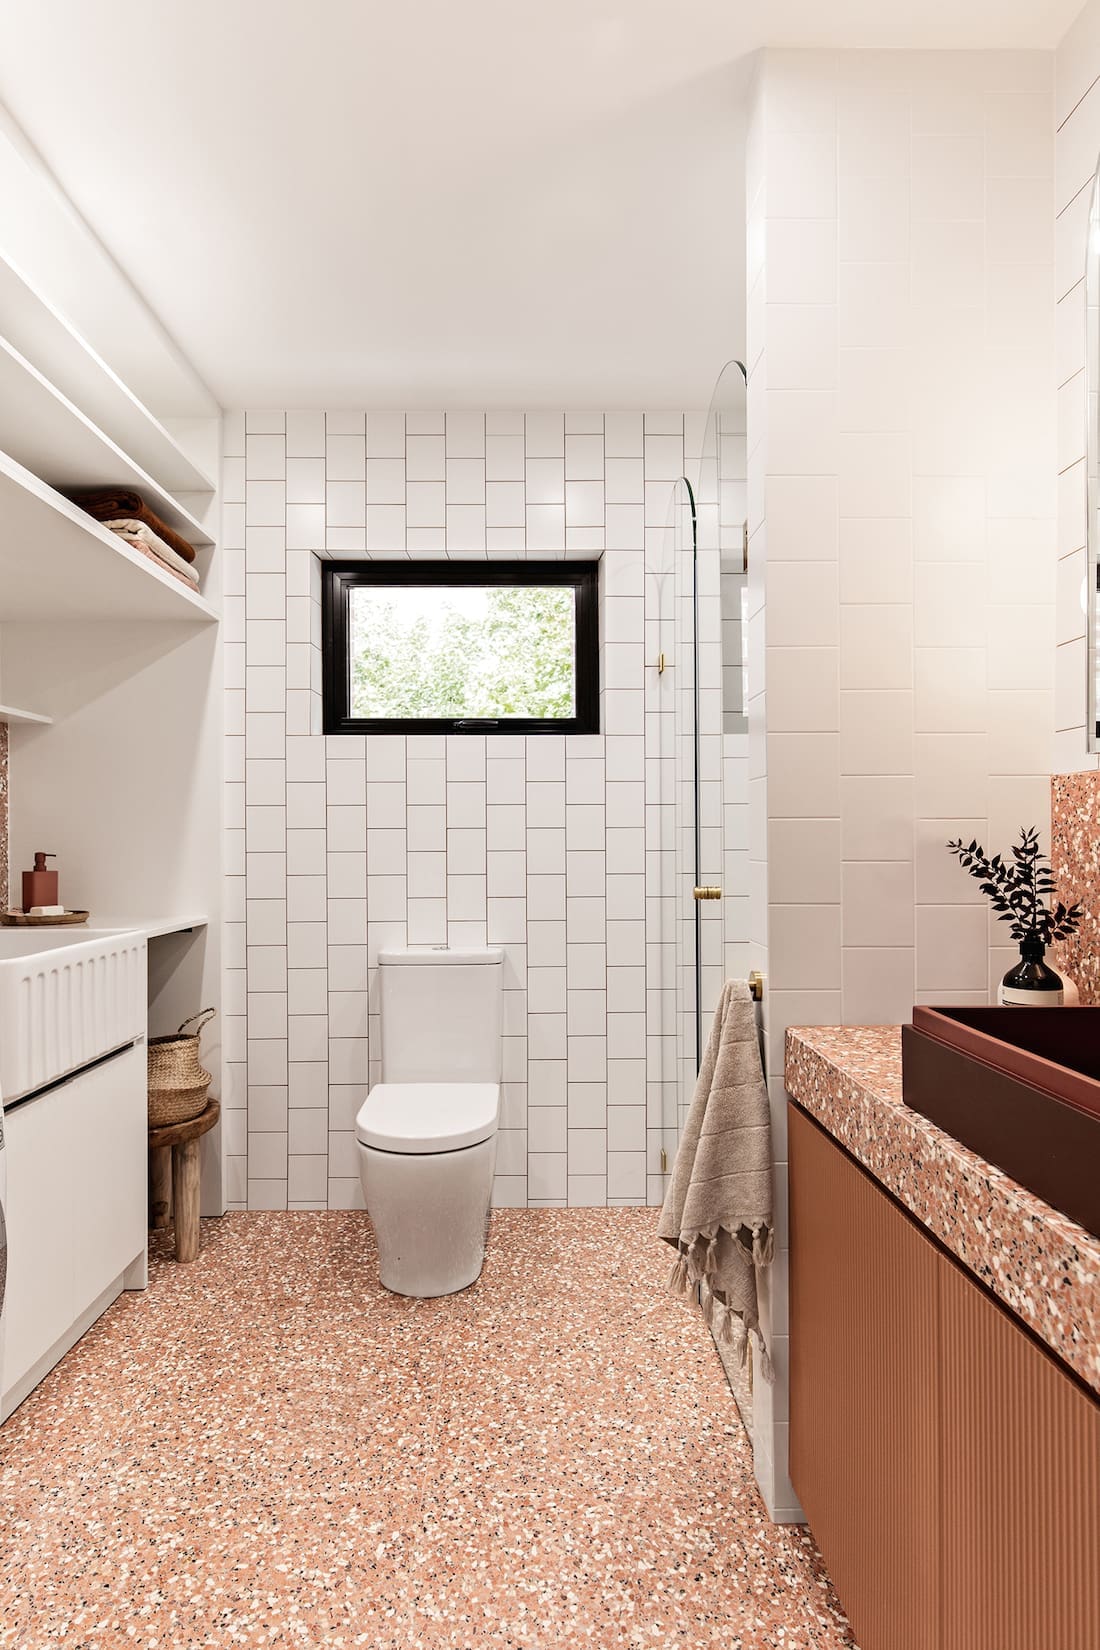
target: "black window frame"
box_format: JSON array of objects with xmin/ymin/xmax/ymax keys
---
[{"xmin": 322, "ymin": 559, "xmax": 600, "ymax": 736}]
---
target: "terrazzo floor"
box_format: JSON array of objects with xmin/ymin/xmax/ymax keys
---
[{"xmin": 0, "ymin": 1210, "xmax": 856, "ymax": 1649}]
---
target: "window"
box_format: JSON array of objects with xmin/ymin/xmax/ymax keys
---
[{"xmin": 322, "ymin": 560, "xmax": 599, "ymax": 735}]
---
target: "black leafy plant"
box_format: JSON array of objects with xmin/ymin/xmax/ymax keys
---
[{"xmin": 946, "ymin": 827, "xmax": 1083, "ymax": 947}]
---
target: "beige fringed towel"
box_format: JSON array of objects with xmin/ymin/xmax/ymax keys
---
[{"xmin": 658, "ymin": 980, "xmax": 775, "ymax": 1379}]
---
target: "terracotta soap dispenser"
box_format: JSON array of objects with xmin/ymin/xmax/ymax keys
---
[{"xmin": 22, "ymin": 852, "xmax": 59, "ymax": 913}]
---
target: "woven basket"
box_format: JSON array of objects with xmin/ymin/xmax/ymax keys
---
[{"xmin": 148, "ymin": 1008, "xmax": 215, "ymax": 1127}]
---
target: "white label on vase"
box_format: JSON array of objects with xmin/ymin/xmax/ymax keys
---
[{"xmin": 999, "ymin": 984, "xmax": 1064, "ymax": 1007}]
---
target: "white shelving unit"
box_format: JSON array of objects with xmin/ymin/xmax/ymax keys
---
[
  {"xmin": 0, "ymin": 335, "xmax": 214, "ymax": 549},
  {"xmin": 0, "ymin": 185, "xmax": 225, "ymax": 1214},
  {"xmin": 0, "ymin": 252, "xmax": 216, "ymax": 496},
  {"xmin": 0, "ymin": 702, "xmax": 51, "ymax": 726},
  {"xmin": 93, "ymin": 915, "xmax": 208, "ymax": 941},
  {"xmin": 0, "ymin": 451, "xmax": 216, "ymax": 623}
]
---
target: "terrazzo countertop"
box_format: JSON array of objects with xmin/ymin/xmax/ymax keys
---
[{"xmin": 785, "ymin": 1025, "xmax": 1100, "ymax": 1398}]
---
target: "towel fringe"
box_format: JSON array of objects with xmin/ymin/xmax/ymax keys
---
[
  {"xmin": 685, "ymin": 1236, "xmax": 719, "ymax": 1287},
  {"xmin": 673, "ymin": 1223, "xmax": 774, "ymax": 1280},
  {"xmin": 721, "ymin": 1307, "xmax": 776, "ymax": 1381},
  {"xmin": 691, "ymin": 1285, "xmax": 775, "ymax": 1382},
  {"xmin": 714, "ymin": 1302, "xmax": 749, "ymax": 1364},
  {"xmin": 667, "ymin": 1254, "xmax": 691, "ymax": 1295}
]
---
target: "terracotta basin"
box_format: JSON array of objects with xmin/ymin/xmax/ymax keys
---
[{"xmin": 901, "ymin": 1006, "xmax": 1100, "ymax": 1239}]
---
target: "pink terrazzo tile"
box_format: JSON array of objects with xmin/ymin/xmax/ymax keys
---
[{"xmin": 0, "ymin": 1210, "xmax": 856, "ymax": 1649}]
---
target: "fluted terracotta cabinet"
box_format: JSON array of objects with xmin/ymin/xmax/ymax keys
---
[{"xmin": 789, "ymin": 1103, "xmax": 1100, "ymax": 1650}]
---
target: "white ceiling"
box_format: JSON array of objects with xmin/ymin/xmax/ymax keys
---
[{"xmin": 0, "ymin": 0, "xmax": 1083, "ymax": 410}]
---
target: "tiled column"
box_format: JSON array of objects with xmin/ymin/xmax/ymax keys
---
[
  {"xmin": 243, "ymin": 409, "xmax": 291, "ymax": 1210},
  {"xmin": 748, "ymin": 45, "xmax": 1056, "ymax": 1523},
  {"xmin": 221, "ymin": 412, "xmax": 248, "ymax": 1208},
  {"xmin": 1055, "ymin": 1, "xmax": 1100, "ymax": 773}
]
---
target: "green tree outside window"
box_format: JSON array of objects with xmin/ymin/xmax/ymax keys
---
[{"xmin": 350, "ymin": 585, "xmax": 576, "ymax": 720}]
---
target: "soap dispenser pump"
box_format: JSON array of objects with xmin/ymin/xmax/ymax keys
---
[{"xmin": 22, "ymin": 852, "xmax": 58, "ymax": 913}]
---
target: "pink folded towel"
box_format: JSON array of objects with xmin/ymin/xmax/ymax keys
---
[{"xmin": 105, "ymin": 519, "xmax": 200, "ymax": 588}]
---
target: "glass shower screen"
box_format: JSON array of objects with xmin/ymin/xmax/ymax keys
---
[
  {"xmin": 649, "ymin": 362, "xmax": 749, "ymax": 1198},
  {"xmin": 675, "ymin": 362, "xmax": 748, "ymax": 1112}
]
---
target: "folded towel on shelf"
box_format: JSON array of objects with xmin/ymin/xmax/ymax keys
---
[
  {"xmin": 104, "ymin": 519, "xmax": 200, "ymax": 586},
  {"xmin": 65, "ymin": 487, "xmax": 197, "ymax": 564},
  {"xmin": 657, "ymin": 979, "xmax": 775, "ymax": 1377},
  {"xmin": 124, "ymin": 539, "xmax": 200, "ymax": 591}
]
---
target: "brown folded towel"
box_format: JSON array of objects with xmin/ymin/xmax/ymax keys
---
[
  {"xmin": 66, "ymin": 487, "xmax": 196, "ymax": 564},
  {"xmin": 658, "ymin": 980, "xmax": 775, "ymax": 1377}
]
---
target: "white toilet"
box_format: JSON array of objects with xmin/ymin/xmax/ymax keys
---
[{"xmin": 355, "ymin": 945, "xmax": 503, "ymax": 1297}]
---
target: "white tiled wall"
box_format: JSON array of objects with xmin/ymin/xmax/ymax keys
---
[
  {"xmin": 1056, "ymin": 0, "xmax": 1100, "ymax": 771},
  {"xmin": 747, "ymin": 47, "xmax": 1057, "ymax": 1523},
  {"xmin": 220, "ymin": 409, "xmax": 696, "ymax": 1211}
]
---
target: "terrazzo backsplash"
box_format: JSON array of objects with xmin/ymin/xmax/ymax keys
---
[{"xmin": 1051, "ymin": 772, "xmax": 1100, "ymax": 1005}]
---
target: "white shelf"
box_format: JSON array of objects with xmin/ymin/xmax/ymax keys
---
[
  {"xmin": 0, "ymin": 703, "xmax": 51, "ymax": 726},
  {"xmin": 0, "ymin": 253, "xmax": 217, "ymax": 496},
  {"xmin": 94, "ymin": 915, "xmax": 208, "ymax": 941},
  {"xmin": 0, "ymin": 450, "xmax": 217, "ymax": 623},
  {"xmin": 0, "ymin": 334, "xmax": 214, "ymax": 549}
]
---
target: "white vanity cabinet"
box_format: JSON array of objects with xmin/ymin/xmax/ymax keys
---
[{"xmin": 1, "ymin": 1040, "xmax": 147, "ymax": 1420}]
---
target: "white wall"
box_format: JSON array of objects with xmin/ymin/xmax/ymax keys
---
[
  {"xmin": 222, "ymin": 409, "xmax": 698, "ymax": 1212},
  {"xmin": 1056, "ymin": 0, "xmax": 1100, "ymax": 771},
  {"xmin": 748, "ymin": 46, "xmax": 1057, "ymax": 1522}
]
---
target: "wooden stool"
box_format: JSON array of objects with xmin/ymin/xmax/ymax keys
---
[{"xmin": 148, "ymin": 1099, "xmax": 220, "ymax": 1263}]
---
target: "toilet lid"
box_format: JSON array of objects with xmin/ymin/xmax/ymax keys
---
[{"xmin": 355, "ymin": 1082, "xmax": 500, "ymax": 1154}]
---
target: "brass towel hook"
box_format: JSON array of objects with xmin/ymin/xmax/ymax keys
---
[{"xmin": 748, "ymin": 970, "xmax": 764, "ymax": 1002}]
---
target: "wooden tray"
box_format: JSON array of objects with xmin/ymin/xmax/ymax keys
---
[{"xmin": 0, "ymin": 909, "xmax": 90, "ymax": 926}]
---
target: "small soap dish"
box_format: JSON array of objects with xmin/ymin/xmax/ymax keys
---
[{"xmin": 0, "ymin": 909, "xmax": 90, "ymax": 927}]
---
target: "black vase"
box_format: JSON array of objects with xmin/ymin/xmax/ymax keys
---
[{"xmin": 999, "ymin": 936, "xmax": 1064, "ymax": 1006}]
